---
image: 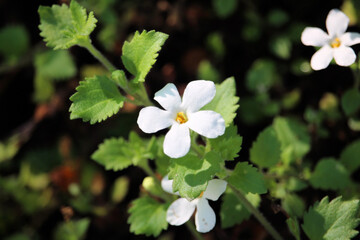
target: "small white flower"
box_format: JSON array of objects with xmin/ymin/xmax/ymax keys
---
[
  {"xmin": 161, "ymin": 175, "xmax": 227, "ymax": 233},
  {"xmin": 301, "ymin": 9, "xmax": 360, "ymax": 70},
  {"xmin": 137, "ymin": 80, "xmax": 225, "ymax": 158}
]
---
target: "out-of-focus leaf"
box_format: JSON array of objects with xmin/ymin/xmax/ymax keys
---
[
  {"xmin": 111, "ymin": 176, "xmax": 129, "ymax": 203},
  {"xmin": 206, "ymin": 32, "xmax": 225, "ymax": 59},
  {"xmin": 282, "ymin": 194, "xmax": 305, "ymax": 218},
  {"xmin": 0, "ymin": 25, "xmax": 29, "ymax": 61},
  {"xmin": 212, "ymin": 0, "xmax": 238, "ymax": 18},
  {"xmin": 341, "ymin": 88, "xmax": 360, "ymax": 116},
  {"xmin": 54, "ymin": 218, "xmax": 90, "ymax": 240},
  {"xmin": 269, "ymin": 35, "xmax": 292, "ymax": 59},
  {"xmin": 246, "ymin": 59, "xmax": 279, "ymax": 93},
  {"xmin": 267, "ymin": 9, "xmax": 289, "ymax": 27},
  {"xmin": 340, "ymin": 139, "xmax": 360, "ymax": 173},
  {"xmin": 0, "ymin": 135, "xmax": 20, "ymax": 163},
  {"xmin": 197, "ymin": 60, "xmax": 220, "ymax": 83},
  {"xmin": 286, "ymin": 218, "xmax": 301, "ymax": 240}
]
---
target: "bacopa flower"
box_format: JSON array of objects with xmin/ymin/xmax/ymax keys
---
[
  {"xmin": 301, "ymin": 9, "xmax": 360, "ymax": 70},
  {"xmin": 161, "ymin": 176, "xmax": 227, "ymax": 233},
  {"xmin": 137, "ymin": 80, "xmax": 225, "ymax": 158}
]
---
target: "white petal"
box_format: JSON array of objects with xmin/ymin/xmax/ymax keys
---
[
  {"xmin": 340, "ymin": 32, "xmax": 360, "ymax": 46},
  {"xmin": 161, "ymin": 175, "xmax": 174, "ymax": 194},
  {"xmin": 310, "ymin": 45, "xmax": 334, "ymax": 71},
  {"xmin": 186, "ymin": 111, "xmax": 225, "ymax": 138},
  {"xmin": 181, "ymin": 80, "xmax": 216, "ymax": 113},
  {"xmin": 163, "ymin": 123, "xmax": 190, "ymax": 158},
  {"xmin": 301, "ymin": 27, "xmax": 330, "ymax": 47},
  {"xmin": 137, "ymin": 107, "xmax": 173, "ymax": 133},
  {"xmin": 203, "ymin": 179, "xmax": 227, "ymax": 201},
  {"xmin": 195, "ymin": 198, "xmax": 216, "ymax": 233},
  {"xmin": 326, "ymin": 9, "xmax": 349, "ymax": 37},
  {"xmin": 154, "ymin": 83, "xmax": 182, "ymax": 112},
  {"xmin": 333, "ymin": 46, "xmax": 356, "ymax": 66},
  {"xmin": 167, "ymin": 198, "xmax": 196, "ymax": 226}
]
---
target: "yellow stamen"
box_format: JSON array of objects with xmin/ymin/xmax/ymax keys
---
[
  {"xmin": 198, "ymin": 191, "xmax": 204, "ymax": 198},
  {"xmin": 330, "ymin": 38, "xmax": 341, "ymax": 48},
  {"xmin": 176, "ymin": 112, "xmax": 188, "ymax": 124}
]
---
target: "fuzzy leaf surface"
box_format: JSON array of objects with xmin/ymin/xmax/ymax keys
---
[
  {"xmin": 168, "ymin": 151, "xmax": 221, "ymax": 200},
  {"xmin": 128, "ymin": 197, "xmax": 168, "ymax": 237},
  {"xmin": 121, "ymin": 30, "xmax": 168, "ymax": 83},
  {"xmin": 302, "ymin": 196, "xmax": 360, "ymax": 240},
  {"xmin": 38, "ymin": 0, "xmax": 97, "ymax": 50},
  {"xmin": 70, "ymin": 75, "xmax": 125, "ymax": 124},
  {"xmin": 202, "ymin": 77, "xmax": 239, "ymax": 127}
]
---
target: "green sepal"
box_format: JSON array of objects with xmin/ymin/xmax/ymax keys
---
[{"xmin": 69, "ymin": 75, "xmax": 125, "ymax": 124}]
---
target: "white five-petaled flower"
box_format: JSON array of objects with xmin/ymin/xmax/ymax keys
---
[
  {"xmin": 137, "ymin": 80, "xmax": 225, "ymax": 158},
  {"xmin": 301, "ymin": 9, "xmax": 360, "ymax": 70},
  {"xmin": 161, "ymin": 175, "xmax": 227, "ymax": 233}
]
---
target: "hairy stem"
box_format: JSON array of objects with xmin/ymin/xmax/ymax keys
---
[
  {"xmin": 227, "ymin": 183, "xmax": 284, "ymax": 240},
  {"xmin": 185, "ymin": 221, "xmax": 205, "ymax": 240},
  {"xmin": 79, "ymin": 39, "xmax": 116, "ymax": 72}
]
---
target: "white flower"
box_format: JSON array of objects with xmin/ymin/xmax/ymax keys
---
[
  {"xmin": 137, "ymin": 80, "xmax": 225, "ymax": 158},
  {"xmin": 161, "ymin": 175, "xmax": 227, "ymax": 233},
  {"xmin": 301, "ymin": 9, "xmax": 360, "ymax": 70}
]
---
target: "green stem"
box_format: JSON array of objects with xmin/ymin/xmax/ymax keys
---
[
  {"xmin": 227, "ymin": 183, "xmax": 284, "ymax": 240},
  {"xmin": 79, "ymin": 39, "xmax": 116, "ymax": 72},
  {"xmin": 185, "ymin": 221, "xmax": 205, "ymax": 240}
]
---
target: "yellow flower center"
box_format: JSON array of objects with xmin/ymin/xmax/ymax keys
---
[
  {"xmin": 330, "ymin": 38, "xmax": 341, "ymax": 48},
  {"xmin": 198, "ymin": 191, "xmax": 204, "ymax": 198},
  {"xmin": 175, "ymin": 112, "xmax": 188, "ymax": 124}
]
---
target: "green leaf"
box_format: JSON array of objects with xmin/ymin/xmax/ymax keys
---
[
  {"xmin": 35, "ymin": 50, "xmax": 77, "ymax": 80},
  {"xmin": 309, "ymin": 158, "xmax": 351, "ymax": 190},
  {"xmin": 302, "ymin": 196, "xmax": 360, "ymax": 240},
  {"xmin": 212, "ymin": 0, "xmax": 238, "ymax": 18},
  {"xmin": 202, "ymin": 77, "xmax": 239, "ymax": 127},
  {"xmin": 340, "ymin": 139, "xmax": 360, "ymax": 173},
  {"xmin": 121, "ymin": 30, "xmax": 169, "ymax": 83},
  {"xmin": 69, "ymin": 75, "xmax": 125, "ymax": 124},
  {"xmin": 91, "ymin": 132, "xmax": 155, "ymax": 171},
  {"xmin": 220, "ymin": 189, "xmax": 260, "ymax": 228},
  {"xmin": 228, "ymin": 162, "xmax": 267, "ymax": 194},
  {"xmin": 245, "ymin": 59, "xmax": 279, "ymax": 93},
  {"xmin": 0, "ymin": 25, "xmax": 29, "ymax": 60},
  {"xmin": 250, "ymin": 126, "xmax": 281, "ymax": 168},
  {"xmin": 197, "ymin": 60, "xmax": 221, "ymax": 83},
  {"xmin": 111, "ymin": 176, "xmax": 129, "ymax": 203},
  {"xmin": 128, "ymin": 196, "xmax": 168, "ymax": 237},
  {"xmin": 286, "ymin": 218, "xmax": 301, "ymax": 240},
  {"xmin": 168, "ymin": 151, "xmax": 222, "ymax": 200},
  {"xmin": 282, "ymin": 194, "xmax": 305, "ymax": 218},
  {"xmin": 38, "ymin": 0, "xmax": 97, "ymax": 50},
  {"xmin": 209, "ymin": 124, "xmax": 242, "ymax": 161},
  {"xmin": 273, "ymin": 117, "xmax": 310, "ymax": 163},
  {"xmin": 341, "ymin": 88, "xmax": 360, "ymax": 116},
  {"xmin": 54, "ymin": 218, "xmax": 90, "ymax": 240}
]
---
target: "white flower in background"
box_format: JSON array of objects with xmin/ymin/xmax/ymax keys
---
[
  {"xmin": 301, "ymin": 9, "xmax": 360, "ymax": 70},
  {"xmin": 137, "ymin": 80, "xmax": 225, "ymax": 158},
  {"xmin": 161, "ymin": 176, "xmax": 227, "ymax": 233}
]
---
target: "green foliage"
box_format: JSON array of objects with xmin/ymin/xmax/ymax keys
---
[
  {"xmin": 33, "ymin": 73, "xmax": 54, "ymax": 103},
  {"xmin": 4, "ymin": 233, "xmax": 31, "ymax": 240},
  {"xmin": 206, "ymin": 32, "xmax": 225, "ymax": 59},
  {"xmin": 220, "ymin": 189, "xmax": 260, "ymax": 228},
  {"xmin": 69, "ymin": 75, "xmax": 125, "ymax": 124},
  {"xmin": 92, "ymin": 132, "xmax": 155, "ymax": 171},
  {"xmin": 128, "ymin": 196, "xmax": 168, "ymax": 237},
  {"xmin": 121, "ymin": 30, "xmax": 169, "ymax": 83},
  {"xmin": 309, "ymin": 158, "xmax": 351, "ymax": 190},
  {"xmin": 341, "ymin": 88, "xmax": 360, "ymax": 116},
  {"xmin": 286, "ymin": 218, "xmax": 301, "ymax": 240},
  {"xmin": 38, "ymin": 0, "xmax": 97, "ymax": 50},
  {"xmin": 340, "ymin": 139, "xmax": 360, "ymax": 173},
  {"xmin": 202, "ymin": 77, "xmax": 239, "ymax": 127},
  {"xmin": 23, "ymin": 148, "xmax": 62, "ymax": 174},
  {"xmin": 282, "ymin": 194, "xmax": 305, "ymax": 218},
  {"xmin": 0, "ymin": 25, "xmax": 29, "ymax": 61},
  {"xmin": 273, "ymin": 117, "xmax": 310, "ymax": 163},
  {"xmin": 267, "ymin": 9, "xmax": 289, "ymax": 27},
  {"xmin": 269, "ymin": 35, "xmax": 292, "ymax": 59},
  {"xmin": 0, "ymin": 135, "xmax": 20, "ymax": 163},
  {"xmin": 35, "ymin": 50, "xmax": 76, "ymax": 80},
  {"xmin": 228, "ymin": 162, "xmax": 267, "ymax": 194},
  {"xmin": 212, "ymin": 0, "xmax": 238, "ymax": 18},
  {"xmin": 250, "ymin": 126, "xmax": 281, "ymax": 168},
  {"xmin": 111, "ymin": 176, "xmax": 129, "ymax": 203},
  {"xmin": 168, "ymin": 151, "xmax": 221, "ymax": 200},
  {"xmin": 197, "ymin": 60, "xmax": 221, "ymax": 83},
  {"xmin": 302, "ymin": 196, "xmax": 360, "ymax": 240},
  {"xmin": 209, "ymin": 124, "xmax": 242, "ymax": 161},
  {"xmin": 54, "ymin": 218, "xmax": 90, "ymax": 240},
  {"xmin": 246, "ymin": 59, "xmax": 279, "ymax": 93}
]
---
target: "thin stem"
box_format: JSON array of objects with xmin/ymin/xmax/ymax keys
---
[
  {"xmin": 185, "ymin": 221, "xmax": 205, "ymax": 240},
  {"xmin": 79, "ymin": 39, "xmax": 116, "ymax": 72},
  {"xmin": 227, "ymin": 183, "xmax": 284, "ymax": 240}
]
